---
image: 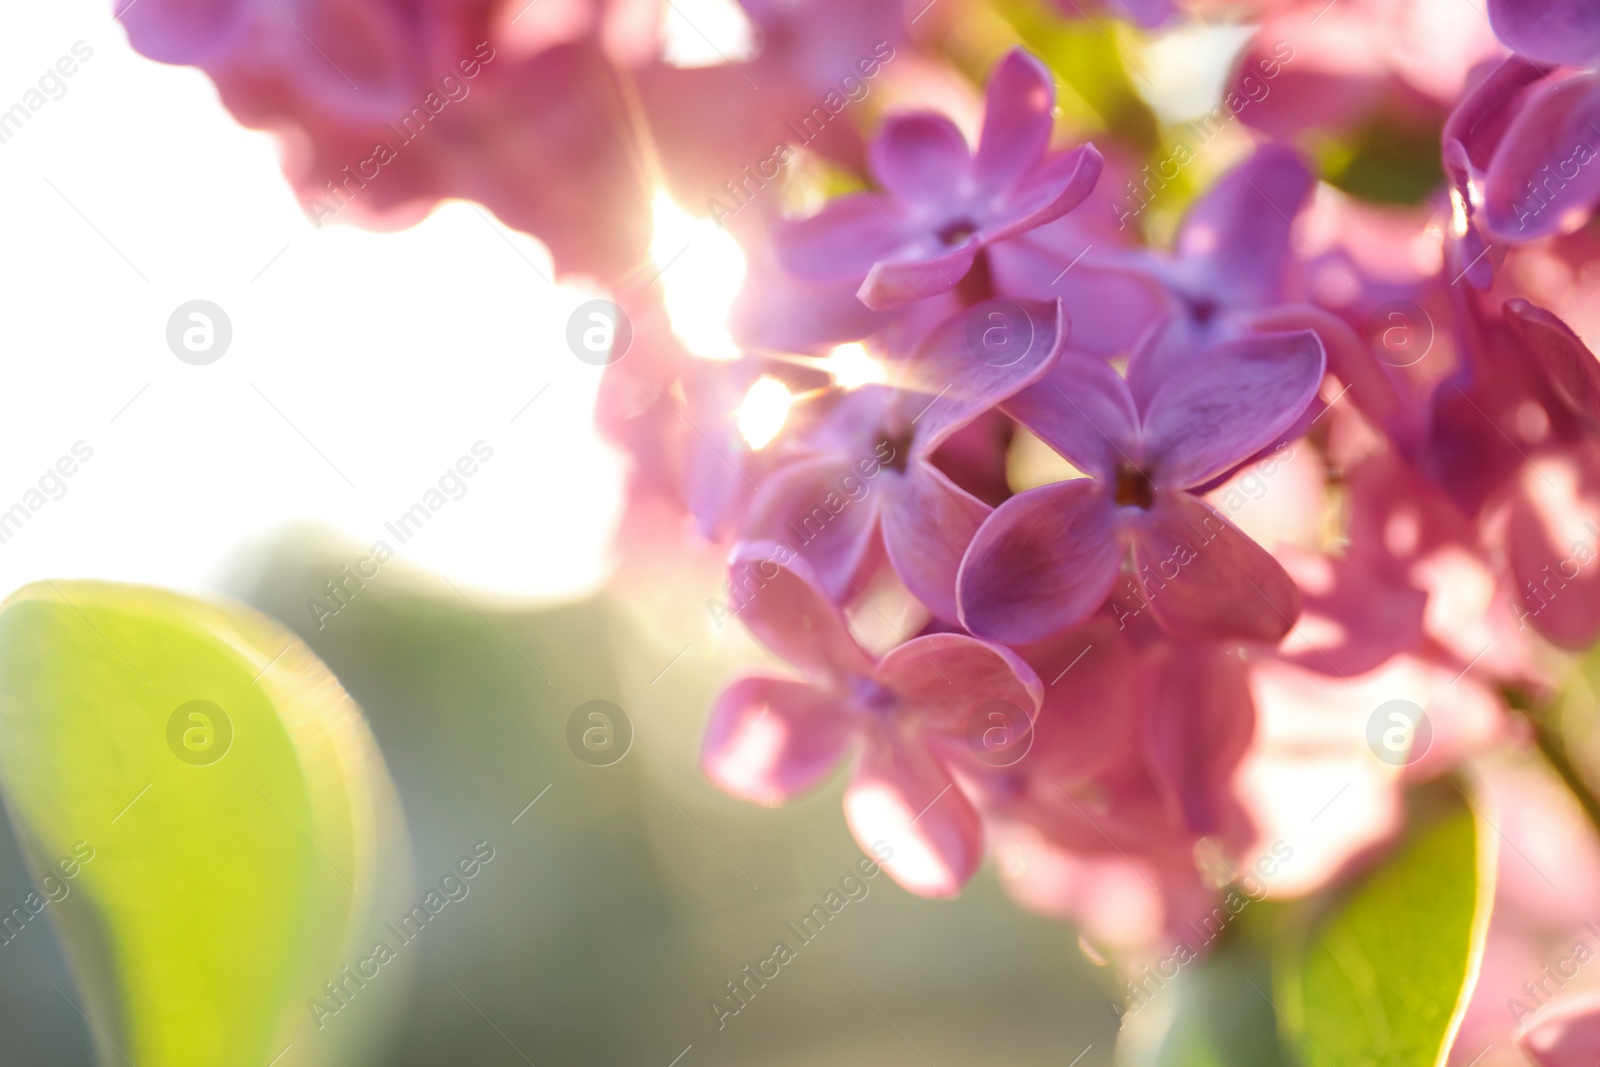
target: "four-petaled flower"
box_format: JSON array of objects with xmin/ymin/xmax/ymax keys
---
[
  {"xmin": 775, "ymin": 48, "xmax": 1103, "ymax": 310},
  {"xmin": 741, "ymin": 298, "xmax": 1066, "ymax": 621},
  {"xmin": 957, "ymin": 331, "xmax": 1326, "ymax": 644},
  {"xmin": 701, "ymin": 542, "xmax": 1043, "ymax": 898}
]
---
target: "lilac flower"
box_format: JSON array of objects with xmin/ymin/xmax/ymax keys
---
[
  {"xmin": 1118, "ymin": 143, "xmax": 1317, "ymax": 394},
  {"xmin": 113, "ymin": 0, "xmax": 1600, "ymax": 1011},
  {"xmin": 1479, "ymin": 68, "xmax": 1600, "ymax": 241},
  {"xmin": 774, "ymin": 49, "xmax": 1104, "ymax": 310},
  {"xmin": 701, "ymin": 543, "xmax": 1043, "ymax": 898},
  {"xmin": 1521, "ymin": 991, "xmax": 1600, "ymax": 1067},
  {"xmin": 1434, "ymin": 298, "xmax": 1600, "ymax": 649},
  {"xmin": 1488, "ymin": 0, "xmax": 1600, "ymax": 71},
  {"xmin": 1052, "ymin": 0, "xmax": 1176, "ymax": 30},
  {"xmin": 741, "ymin": 298, "xmax": 1066, "ymax": 621},
  {"xmin": 1442, "ymin": 2, "xmax": 1600, "ymax": 251},
  {"xmin": 1116, "ymin": 143, "xmax": 1408, "ymax": 448},
  {"xmin": 957, "ymin": 330, "xmax": 1325, "ymax": 644},
  {"xmin": 1441, "ymin": 56, "xmax": 1552, "ymax": 286}
]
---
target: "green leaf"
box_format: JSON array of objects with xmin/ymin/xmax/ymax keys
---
[
  {"xmin": 1151, "ymin": 906, "xmax": 1297, "ymax": 1067},
  {"xmin": 0, "ymin": 581, "xmax": 412, "ymax": 1067},
  {"xmin": 991, "ymin": 0, "xmax": 1161, "ymax": 151},
  {"xmin": 1316, "ymin": 115, "xmax": 1447, "ymax": 207},
  {"xmin": 1279, "ymin": 786, "xmax": 1494, "ymax": 1067}
]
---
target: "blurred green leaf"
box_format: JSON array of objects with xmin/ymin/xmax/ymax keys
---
[
  {"xmin": 992, "ymin": 0, "xmax": 1160, "ymax": 151},
  {"xmin": 1317, "ymin": 116, "xmax": 1445, "ymax": 206},
  {"xmin": 1151, "ymin": 905, "xmax": 1298, "ymax": 1067},
  {"xmin": 1278, "ymin": 786, "xmax": 1491, "ymax": 1067},
  {"xmin": 0, "ymin": 581, "xmax": 411, "ymax": 1067}
]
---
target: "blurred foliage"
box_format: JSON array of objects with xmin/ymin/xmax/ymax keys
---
[
  {"xmin": 0, "ymin": 537, "xmax": 1521, "ymax": 1066},
  {"xmin": 0, "ymin": 805, "xmax": 92, "ymax": 1065},
  {"xmin": 153, "ymin": 529, "xmax": 1121, "ymax": 1066},
  {"xmin": 0, "ymin": 581, "xmax": 410, "ymax": 1067},
  {"xmin": 1318, "ymin": 116, "xmax": 1447, "ymax": 206},
  {"xmin": 1148, "ymin": 904, "xmax": 1300, "ymax": 1067},
  {"xmin": 993, "ymin": 0, "xmax": 1161, "ymax": 153},
  {"xmin": 1277, "ymin": 784, "xmax": 1488, "ymax": 1067}
]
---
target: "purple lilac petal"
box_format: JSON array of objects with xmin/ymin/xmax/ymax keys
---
[
  {"xmin": 116, "ymin": 0, "xmax": 248, "ymax": 64},
  {"xmin": 1169, "ymin": 142, "xmax": 1315, "ymax": 311},
  {"xmin": 1505, "ymin": 298, "xmax": 1600, "ymax": 421},
  {"xmin": 876, "ymin": 632, "xmax": 1044, "ymax": 732},
  {"xmin": 1141, "ymin": 643, "xmax": 1255, "ymax": 836},
  {"xmin": 725, "ymin": 541, "xmax": 875, "ymax": 681},
  {"xmin": 869, "ymin": 112, "xmax": 974, "ymax": 205},
  {"xmin": 973, "ymin": 49, "xmax": 1057, "ymax": 197},
  {"xmin": 1242, "ymin": 305, "xmax": 1414, "ymax": 453},
  {"xmin": 1001, "ymin": 355, "xmax": 1139, "ymax": 480},
  {"xmin": 701, "ymin": 675, "xmax": 856, "ymax": 805},
  {"xmin": 844, "ymin": 733, "xmax": 983, "ymax": 898},
  {"xmin": 1444, "ymin": 56, "xmax": 1551, "ymax": 175},
  {"xmin": 1487, "ymin": 0, "xmax": 1600, "ymax": 70},
  {"xmin": 775, "ymin": 195, "xmax": 913, "ymax": 283},
  {"xmin": 1482, "ymin": 71, "xmax": 1600, "ymax": 241},
  {"xmin": 897, "ymin": 298, "xmax": 1067, "ymax": 453},
  {"xmin": 858, "ymin": 240, "xmax": 982, "ymax": 311},
  {"xmin": 957, "ymin": 479, "xmax": 1124, "ymax": 644},
  {"xmin": 986, "ymin": 236, "xmax": 1169, "ymax": 358},
  {"xmin": 880, "ymin": 464, "xmax": 993, "ymax": 623},
  {"xmin": 741, "ymin": 455, "xmax": 883, "ymax": 602},
  {"xmin": 1142, "ymin": 331, "xmax": 1326, "ymax": 490},
  {"xmin": 1445, "ymin": 151, "xmax": 1498, "ymax": 289},
  {"xmin": 982, "ymin": 145, "xmax": 1105, "ymax": 243},
  {"xmin": 1442, "ymin": 57, "xmax": 1551, "ymax": 285},
  {"xmin": 1123, "ymin": 308, "xmax": 1210, "ymax": 408},
  {"xmin": 1127, "ymin": 494, "xmax": 1300, "ymax": 643}
]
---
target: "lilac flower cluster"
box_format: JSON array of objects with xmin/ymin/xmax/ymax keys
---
[{"xmin": 120, "ymin": 0, "xmax": 1600, "ymax": 1059}]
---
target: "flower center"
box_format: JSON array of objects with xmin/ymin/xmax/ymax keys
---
[
  {"xmin": 877, "ymin": 427, "xmax": 915, "ymax": 474},
  {"xmin": 850, "ymin": 676, "xmax": 898, "ymax": 718},
  {"xmin": 1113, "ymin": 460, "xmax": 1156, "ymax": 509},
  {"xmin": 936, "ymin": 218, "xmax": 978, "ymax": 246}
]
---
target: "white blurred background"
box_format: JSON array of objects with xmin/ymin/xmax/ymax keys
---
[{"xmin": 0, "ymin": 0, "xmax": 627, "ymax": 603}]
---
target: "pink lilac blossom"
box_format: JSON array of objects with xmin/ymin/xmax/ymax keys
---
[
  {"xmin": 130, "ymin": 0, "xmax": 1600, "ymax": 1055},
  {"xmin": 1522, "ymin": 997, "xmax": 1600, "ymax": 1067},
  {"xmin": 740, "ymin": 298, "xmax": 1067, "ymax": 621},
  {"xmin": 958, "ymin": 331, "xmax": 1324, "ymax": 645},
  {"xmin": 116, "ymin": 0, "xmax": 901, "ymax": 279},
  {"xmin": 773, "ymin": 49, "xmax": 1104, "ymax": 309},
  {"xmin": 678, "ymin": 31, "xmax": 1600, "ymax": 1004},
  {"xmin": 1227, "ymin": 0, "xmax": 1499, "ymax": 141},
  {"xmin": 701, "ymin": 542, "xmax": 1043, "ymax": 897},
  {"xmin": 1441, "ymin": 0, "xmax": 1600, "ymax": 290}
]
